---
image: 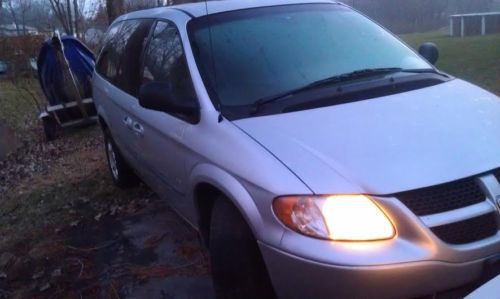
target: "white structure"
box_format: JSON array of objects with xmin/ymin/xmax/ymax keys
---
[
  {"xmin": 450, "ymin": 12, "xmax": 500, "ymax": 37},
  {"xmin": 0, "ymin": 23, "xmax": 39, "ymax": 37}
]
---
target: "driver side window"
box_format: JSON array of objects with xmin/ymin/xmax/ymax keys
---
[{"xmin": 142, "ymin": 21, "xmax": 197, "ymax": 112}]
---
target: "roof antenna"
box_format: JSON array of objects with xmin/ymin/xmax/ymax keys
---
[{"xmin": 204, "ymin": 0, "xmax": 223, "ymax": 123}]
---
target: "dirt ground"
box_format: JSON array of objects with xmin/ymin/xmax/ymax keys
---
[{"xmin": 0, "ymin": 125, "xmax": 214, "ymax": 299}]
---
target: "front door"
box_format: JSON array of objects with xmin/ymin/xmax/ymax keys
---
[{"xmin": 132, "ymin": 20, "xmax": 200, "ymax": 222}]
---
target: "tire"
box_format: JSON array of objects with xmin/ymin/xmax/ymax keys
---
[
  {"xmin": 209, "ymin": 197, "xmax": 276, "ymax": 299},
  {"xmin": 103, "ymin": 128, "xmax": 139, "ymax": 188},
  {"xmin": 42, "ymin": 116, "xmax": 58, "ymax": 142}
]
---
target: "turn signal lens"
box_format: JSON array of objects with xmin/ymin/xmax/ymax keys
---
[{"xmin": 273, "ymin": 195, "xmax": 395, "ymax": 241}]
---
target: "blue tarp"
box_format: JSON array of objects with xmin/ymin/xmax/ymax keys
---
[{"xmin": 37, "ymin": 36, "xmax": 95, "ymax": 106}]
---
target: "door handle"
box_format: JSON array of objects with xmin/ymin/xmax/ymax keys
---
[
  {"xmin": 132, "ymin": 122, "xmax": 144, "ymax": 136},
  {"xmin": 123, "ymin": 116, "xmax": 133, "ymax": 129}
]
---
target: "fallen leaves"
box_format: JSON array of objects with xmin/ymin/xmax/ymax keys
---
[
  {"xmin": 128, "ymin": 264, "xmax": 175, "ymax": 280},
  {"xmin": 51, "ymin": 268, "xmax": 62, "ymax": 278},
  {"xmin": 143, "ymin": 233, "xmax": 168, "ymax": 248},
  {"xmin": 94, "ymin": 213, "xmax": 102, "ymax": 221},
  {"xmin": 0, "ymin": 123, "xmax": 211, "ymax": 298},
  {"xmin": 39, "ymin": 282, "xmax": 51, "ymax": 292},
  {"xmin": 0, "ymin": 126, "xmax": 102, "ymax": 196},
  {"xmin": 66, "ymin": 240, "xmax": 117, "ymax": 253},
  {"xmin": 0, "ymin": 252, "xmax": 16, "ymax": 269},
  {"xmin": 128, "ymin": 259, "xmax": 205, "ymax": 281},
  {"xmin": 32, "ymin": 270, "xmax": 44, "ymax": 280}
]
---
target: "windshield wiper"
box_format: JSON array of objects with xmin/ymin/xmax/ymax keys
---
[
  {"xmin": 251, "ymin": 68, "xmax": 401, "ymax": 115},
  {"xmin": 250, "ymin": 67, "xmax": 440, "ymax": 115}
]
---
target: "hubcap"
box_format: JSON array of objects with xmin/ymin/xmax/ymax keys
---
[{"xmin": 107, "ymin": 140, "xmax": 119, "ymax": 179}]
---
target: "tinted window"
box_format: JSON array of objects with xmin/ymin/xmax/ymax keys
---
[
  {"xmin": 116, "ymin": 19, "xmax": 154, "ymax": 95},
  {"xmin": 142, "ymin": 21, "xmax": 196, "ymax": 107},
  {"xmin": 96, "ymin": 19, "xmax": 153, "ymax": 96},
  {"xmin": 96, "ymin": 22, "xmax": 122, "ymax": 81}
]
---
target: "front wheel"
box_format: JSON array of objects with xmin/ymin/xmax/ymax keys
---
[
  {"xmin": 103, "ymin": 129, "xmax": 139, "ymax": 188},
  {"xmin": 209, "ymin": 197, "xmax": 276, "ymax": 299}
]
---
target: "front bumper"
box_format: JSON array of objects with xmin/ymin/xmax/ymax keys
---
[{"xmin": 259, "ymin": 242, "xmax": 500, "ymax": 299}]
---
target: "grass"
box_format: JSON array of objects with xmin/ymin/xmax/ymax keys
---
[
  {"xmin": 400, "ymin": 31, "xmax": 500, "ymax": 95},
  {"xmin": 0, "ymin": 79, "xmax": 42, "ymax": 135}
]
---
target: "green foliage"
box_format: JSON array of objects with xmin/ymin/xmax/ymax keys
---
[{"xmin": 401, "ymin": 31, "xmax": 500, "ymax": 95}]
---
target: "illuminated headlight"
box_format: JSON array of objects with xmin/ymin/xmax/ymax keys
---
[{"xmin": 272, "ymin": 195, "xmax": 396, "ymax": 241}]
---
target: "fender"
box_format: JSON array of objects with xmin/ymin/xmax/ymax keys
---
[{"xmin": 188, "ymin": 163, "xmax": 286, "ymax": 247}]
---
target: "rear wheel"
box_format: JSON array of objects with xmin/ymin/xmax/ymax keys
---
[
  {"xmin": 104, "ymin": 129, "xmax": 139, "ymax": 188},
  {"xmin": 209, "ymin": 197, "xmax": 276, "ymax": 299}
]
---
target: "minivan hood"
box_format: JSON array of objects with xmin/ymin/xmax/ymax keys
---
[{"xmin": 234, "ymin": 79, "xmax": 500, "ymax": 195}]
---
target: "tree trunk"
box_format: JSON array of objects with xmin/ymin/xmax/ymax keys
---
[
  {"xmin": 7, "ymin": 1, "xmax": 20, "ymax": 36},
  {"xmin": 66, "ymin": 0, "xmax": 73, "ymax": 35},
  {"xmin": 21, "ymin": 13, "xmax": 26, "ymax": 35},
  {"xmin": 73, "ymin": 0, "xmax": 79, "ymax": 36},
  {"xmin": 48, "ymin": 0, "xmax": 71, "ymax": 35},
  {"xmin": 106, "ymin": 0, "xmax": 124, "ymax": 25}
]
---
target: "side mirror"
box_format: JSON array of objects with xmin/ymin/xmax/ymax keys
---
[
  {"xmin": 138, "ymin": 82, "xmax": 198, "ymax": 117},
  {"xmin": 418, "ymin": 42, "xmax": 439, "ymax": 65}
]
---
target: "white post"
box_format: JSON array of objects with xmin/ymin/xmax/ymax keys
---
[
  {"xmin": 450, "ymin": 18, "xmax": 454, "ymax": 36},
  {"xmin": 481, "ymin": 16, "xmax": 486, "ymax": 35},
  {"xmin": 461, "ymin": 17, "xmax": 465, "ymax": 37}
]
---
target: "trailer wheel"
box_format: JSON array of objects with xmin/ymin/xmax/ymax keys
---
[{"xmin": 42, "ymin": 116, "xmax": 58, "ymax": 142}]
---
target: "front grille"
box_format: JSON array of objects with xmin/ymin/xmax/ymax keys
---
[
  {"xmin": 431, "ymin": 213, "xmax": 498, "ymax": 244},
  {"xmin": 395, "ymin": 178, "xmax": 485, "ymax": 216}
]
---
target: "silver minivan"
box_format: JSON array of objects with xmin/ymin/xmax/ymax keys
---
[{"xmin": 92, "ymin": 1, "xmax": 500, "ymax": 298}]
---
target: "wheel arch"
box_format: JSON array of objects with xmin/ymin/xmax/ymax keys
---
[
  {"xmin": 189, "ymin": 164, "xmax": 265, "ymax": 247},
  {"xmin": 96, "ymin": 104, "xmax": 110, "ymax": 132}
]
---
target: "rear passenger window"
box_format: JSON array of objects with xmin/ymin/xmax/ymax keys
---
[
  {"xmin": 96, "ymin": 19, "xmax": 153, "ymax": 96},
  {"xmin": 115, "ymin": 20, "xmax": 154, "ymax": 96},
  {"xmin": 96, "ymin": 22, "xmax": 122, "ymax": 81},
  {"xmin": 142, "ymin": 21, "xmax": 197, "ymax": 106}
]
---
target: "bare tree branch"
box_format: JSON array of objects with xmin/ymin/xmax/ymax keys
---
[
  {"xmin": 73, "ymin": 0, "xmax": 79, "ymax": 36},
  {"xmin": 66, "ymin": 0, "xmax": 73, "ymax": 34},
  {"xmin": 7, "ymin": 0, "xmax": 20, "ymax": 36},
  {"xmin": 48, "ymin": 0, "xmax": 71, "ymax": 34}
]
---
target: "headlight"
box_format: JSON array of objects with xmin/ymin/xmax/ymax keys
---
[{"xmin": 272, "ymin": 195, "xmax": 395, "ymax": 241}]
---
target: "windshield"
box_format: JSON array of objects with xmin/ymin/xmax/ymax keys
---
[{"xmin": 188, "ymin": 4, "xmax": 432, "ymax": 108}]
